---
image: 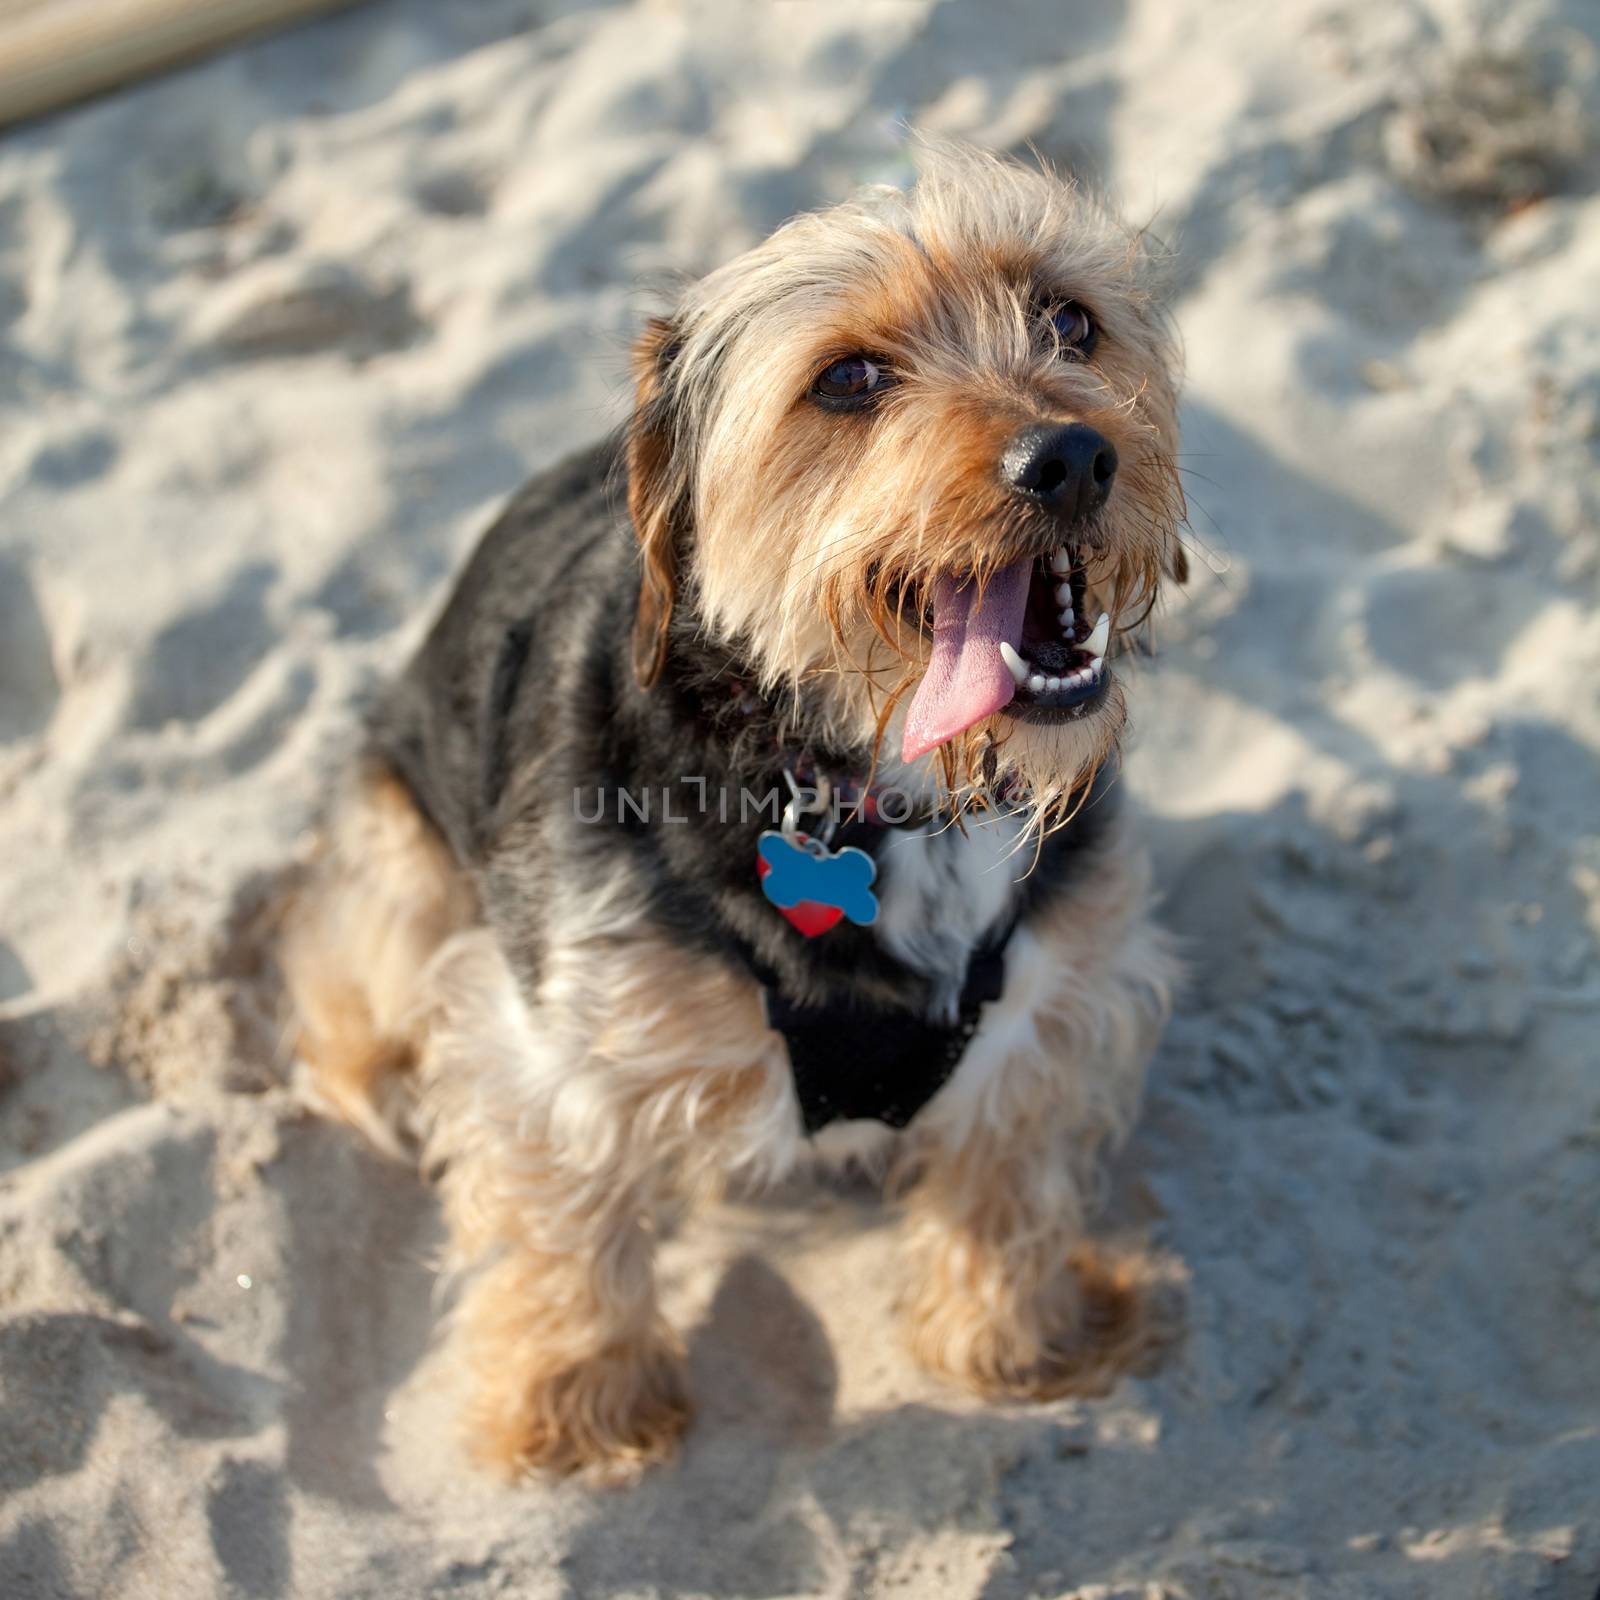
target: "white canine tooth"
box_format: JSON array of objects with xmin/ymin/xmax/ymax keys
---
[
  {"xmin": 1027, "ymin": 674, "xmax": 1047, "ymax": 693},
  {"xmin": 999, "ymin": 641, "xmax": 1030, "ymax": 686},
  {"xmin": 1083, "ymin": 612, "xmax": 1111, "ymax": 659},
  {"xmin": 1059, "ymin": 607, "xmax": 1075, "ymax": 629},
  {"xmin": 1055, "ymin": 582, "xmax": 1073, "ymax": 606},
  {"xmin": 1050, "ymin": 547, "xmax": 1072, "ymax": 575},
  {"xmin": 1090, "ymin": 655, "xmax": 1105, "ymax": 676}
]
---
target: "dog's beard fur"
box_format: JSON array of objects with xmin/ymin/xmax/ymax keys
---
[{"xmin": 627, "ymin": 142, "xmax": 1186, "ymax": 835}]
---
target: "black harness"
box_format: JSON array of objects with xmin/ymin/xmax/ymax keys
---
[
  {"xmin": 765, "ymin": 934, "xmax": 1013, "ymax": 1133},
  {"xmin": 750, "ymin": 793, "xmax": 1021, "ymax": 1135}
]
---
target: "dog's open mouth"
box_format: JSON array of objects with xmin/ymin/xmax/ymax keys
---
[
  {"xmin": 901, "ymin": 545, "xmax": 1112, "ymax": 762},
  {"xmin": 1007, "ymin": 546, "xmax": 1113, "ymax": 713}
]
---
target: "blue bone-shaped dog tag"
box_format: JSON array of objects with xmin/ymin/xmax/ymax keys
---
[{"xmin": 757, "ymin": 830, "xmax": 880, "ymax": 931}]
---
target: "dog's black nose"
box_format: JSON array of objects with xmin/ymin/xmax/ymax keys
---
[{"xmin": 1001, "ymin": 422, "xmax": 1118, "ymax": 519}]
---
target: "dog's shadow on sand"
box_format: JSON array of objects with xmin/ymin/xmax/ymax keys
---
[
  {"xmin": 557, "ymin": 1248, "xmax": 1009, "ymax": 1600},
  {"xmin": 267, "ymin": 1122, "xmax": 444, "ymax": 1515},
  {"xmin": 686, "ymin": 1254, "xmax": 842, "ymax": 1452}
]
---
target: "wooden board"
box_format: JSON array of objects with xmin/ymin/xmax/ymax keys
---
[{"xmin": 0, "ymin": 0, "xmax": 369, "ymax": 130}]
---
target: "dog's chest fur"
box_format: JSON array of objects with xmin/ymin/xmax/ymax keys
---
[{"xmin": 873, "ymin": 814, "xmax": 1028, "ymax": 1021}]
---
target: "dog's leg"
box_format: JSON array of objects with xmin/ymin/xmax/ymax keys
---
[
  {"xmin": 283, "ymin": 762, "xmax": 474, "ymax": 1158},
  {"xmin": 897, "ymin": 835, "xmax": 1178, "ymax": 1398},
  {"xmin": 441, "ymin": 1118, "xmax": 690, "ymax": 1484},
  {"xmin": 417, "ymin": 904, "xmax": 791, "ymax": 1481}
]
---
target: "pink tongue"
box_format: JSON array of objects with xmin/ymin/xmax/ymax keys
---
[{"xmin": 901, "ymin": 558, "xmax": 1032, "ymax": 762}]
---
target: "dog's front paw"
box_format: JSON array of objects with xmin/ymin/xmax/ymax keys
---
[
  {"xmin": 905, "ymin": 1244, "xmax": 1161, "ymax": 1401},
  {"xmin": 467, "ymin": 1330, "xmax": 690, "ymax": 1483}
]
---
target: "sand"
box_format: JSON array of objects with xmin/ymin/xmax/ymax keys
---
[{"xmin": 1, "ymin": 1, "xmax": 1598, "ymax": 1596}]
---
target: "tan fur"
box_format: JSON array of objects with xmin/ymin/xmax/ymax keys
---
[
  {"xmin": 401, "ymin": 870, "xmax": 793, "ymax": 1480},
  {"xmin": 894, "ymin": 825, "xmax": 1177, "ymax": 1395},
  {"xmin": 288, "ymin": 770, "xmax": 797, "ymax": 1479},
  {"xmin": 286, "ymin": 144, "xmax": 1188, "ymax": 1478},
  {"xmin": 282, "ymin": 764, "xmax": 476, "ymax": 1159}
]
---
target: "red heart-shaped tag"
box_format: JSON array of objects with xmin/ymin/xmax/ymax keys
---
[
  {"xmin": 757, "ymin": 856, "xmax": 845, "ymax": 938},
  {"xmin": 778, "ymin": 898, "xmax": 846, "ymax": 937}
]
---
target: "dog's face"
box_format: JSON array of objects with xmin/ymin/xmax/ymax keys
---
[{"xmin": 628, "ymin": 145, "xmax": 1184, "ymax": 819}]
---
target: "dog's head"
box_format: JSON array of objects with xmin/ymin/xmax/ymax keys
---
[{"xmin": 627, "ymin": 143, "xmax": 1184, "ymax": 819}]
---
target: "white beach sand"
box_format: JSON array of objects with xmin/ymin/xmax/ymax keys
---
[{"xmin": 1, "ymin": 2, "xmax": 1598, "ymax": 1596}]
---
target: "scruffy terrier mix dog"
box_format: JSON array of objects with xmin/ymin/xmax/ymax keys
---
[{"xmin": 285, "ymin": 144, "xmax": 1186, "ymax": 1480}]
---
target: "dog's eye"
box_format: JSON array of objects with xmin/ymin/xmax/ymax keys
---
[
  {"xmin": 1047, "ymin": 302, "xmax": 1097, "ymax": 360},
  {"xmin": 811, "ymin": 355, "xmax": 887, "ymax": 408}
]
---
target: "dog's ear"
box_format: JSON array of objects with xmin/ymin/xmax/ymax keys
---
[{"xmin": 627, "ymin": 315, "xmax": 686, "ymax": 689}]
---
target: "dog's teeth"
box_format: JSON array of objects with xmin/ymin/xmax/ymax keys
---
[
  {"xmin": 1055, "ymin": 582, "xmax": 1073, "ymax": 606},
  {"xmin": 999, "ymin": 641, "xmax": 1030, "ymax": 686},
  {"xmin": 1082, "ymin": 612, "xmax": 1111, "ymax": 659},
  {"xmin": 1090, "ymin": 655, "xmax": 1105, "ymax": 676},
  {"xmin": 1059, "ymin": 604, "xmax": 1075, "ymax": 626},
  {"xmin": 1050, "ymin": 547, "xmax": 1072, "ymax": 575},
  {"xmin": 1047, "ymin": 676, "xmax": 1062, "ymax": 692},
  {"xmin": 1027, "ymin": 674, "xmax": 1047, "ymax": 693}
]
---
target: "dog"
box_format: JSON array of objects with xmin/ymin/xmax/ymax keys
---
[{"xmin": 283, "ymin": 143, "xmax": 1187, "ymax": 1481}]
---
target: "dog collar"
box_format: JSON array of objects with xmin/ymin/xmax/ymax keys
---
[
  {"xmin": 718, "ymin": 675, "xmax": 940, "ymax": 836},
  {"xmin": 755, "ymin": 768, "xmax": 884, "ymax": 937}
]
